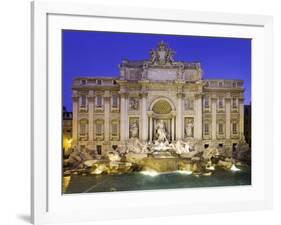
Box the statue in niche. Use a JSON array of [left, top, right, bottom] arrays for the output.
[[129, 121, 139, 138], [129, 98, 139, 110], [185, 119, 194, 137], [155, 120, 168, 142]]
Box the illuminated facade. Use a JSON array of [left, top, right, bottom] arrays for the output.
[[72, 42, 245, 155]]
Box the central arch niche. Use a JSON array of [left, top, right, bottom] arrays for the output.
[[149, 98, 175, 142]]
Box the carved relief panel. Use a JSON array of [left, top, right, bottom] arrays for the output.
[[129, 97, 139, 111], [184, 98, 194, 111]]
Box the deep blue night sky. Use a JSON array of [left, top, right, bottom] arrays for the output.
[[63, 30, 251, 111]]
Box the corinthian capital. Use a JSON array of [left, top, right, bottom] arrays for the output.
[[176, 92, 185, 98], [139, 92, 148, 98], [119, 91, 128, 98]]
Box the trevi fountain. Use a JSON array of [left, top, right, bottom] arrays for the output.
[[63, 119, 251, 193], [63, 41, 251, 193]]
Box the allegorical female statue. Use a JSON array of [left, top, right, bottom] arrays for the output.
[[129, 121, 139, 138], [185, 119, 194, 137]]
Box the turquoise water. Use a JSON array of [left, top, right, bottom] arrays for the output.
[[64, 167, 251, 194]]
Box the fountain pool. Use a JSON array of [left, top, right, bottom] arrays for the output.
[[64, 166, 251, 194]]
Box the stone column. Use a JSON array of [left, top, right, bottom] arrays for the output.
[[88, 91, 94, 143], [140, 92, 148, 141], [225, 97, 231, 139], [120, 92, 128, 142], [104, 91, 110, 142], [171, 115, 175, 141], [239, 98, 244, 139], [176, 93, 184, 140], [194, 94, 202, 140], [72, 95, 79, 146], [211, 96, 217, 140], [117, 80, 128, 143], [125, 96, 129, 140], [148, 111, 153, 142]]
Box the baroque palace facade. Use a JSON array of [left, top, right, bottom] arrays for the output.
[[72, 42, 245, 155]]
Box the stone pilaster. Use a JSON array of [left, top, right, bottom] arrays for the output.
[[194, 94, 202, 140], [211, 96, 217, 140], [225, 97, 231, 139], [147, 111, 153, 143], [239, 98, 244, 139], [72, 95, 79, 145], [88, 91, 94, 143], [119, 92, 128, 142], [140, 92, 148, 142], [171, 111, 176, 141], [125, 96, 129, 140], [104, 91, 110, 142], [176, 92, 184, 140]]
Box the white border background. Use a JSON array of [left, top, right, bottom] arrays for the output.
[[37, 3, 272, 222], [0, 0, 280, 225]]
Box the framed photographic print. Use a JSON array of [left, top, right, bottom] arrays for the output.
[[31, 1, 273, 224]]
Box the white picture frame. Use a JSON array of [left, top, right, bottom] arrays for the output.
[[31, 1, 273, 224]]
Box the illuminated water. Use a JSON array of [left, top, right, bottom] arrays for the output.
[[64, 167, 251, 194]]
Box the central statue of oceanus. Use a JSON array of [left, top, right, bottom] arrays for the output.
[[155, 120, 168, 142]]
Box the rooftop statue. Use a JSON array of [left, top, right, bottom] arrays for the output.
[[149, 41, 175, 65]]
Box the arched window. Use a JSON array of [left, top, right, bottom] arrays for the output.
[[217, 121, 225, 135], [79, 119, 88, 137], [112, 95, 118, 108], [95, 119, 104, 138], [81, 79, 87, 85], [232, 122, 238, 134], [80, 95, 87, 108], [232, 97, 237, 108], [111, 120, 119, 138], [219, 123, 223, 134], [96, 95, 102, 108], [204, 122, 210, 135], [218, 96, 224, 109], [204, 96, 209, 108]]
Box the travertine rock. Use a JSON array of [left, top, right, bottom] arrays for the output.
[[217, 160, 232, 169], [126, 153, 147, 163], [106, 151, 121, 162]]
